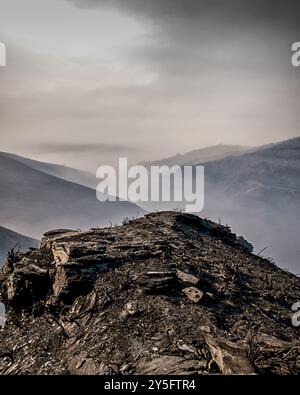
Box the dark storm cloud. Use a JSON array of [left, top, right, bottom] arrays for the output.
[[67, 0, 300, 80], [31, 142, 137, 155], [65, 0, 300, 155], [67, 0, 300, 25]]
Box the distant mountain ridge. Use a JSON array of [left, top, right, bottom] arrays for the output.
[[200, 136, 300, 273], [0, 153, 144, 239], [1, 137, 298, 272], [0, 152, 96, 189], [144, 144, 253, 167], [204, 136, 300, 209], [137, 136, 300, 273]]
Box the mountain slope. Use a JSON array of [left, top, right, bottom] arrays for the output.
[[0, 154, 144, 238], [145, 144, 252, 167], [0, 152, 96, 189], [204, 137, 300, 209], [201, 136, 300, 273], [0, 212, 299, 375], [0, 226, 37, 265], [134, 137, 300, 273]]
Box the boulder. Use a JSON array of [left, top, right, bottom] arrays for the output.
[[176, 269, 200, 286], [135, 271, 177, 293], [182, 287, 204, 303]]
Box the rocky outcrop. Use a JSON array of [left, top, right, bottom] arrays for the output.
[[0, 211, 299, 375]]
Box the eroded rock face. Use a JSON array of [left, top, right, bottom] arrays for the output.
[[0, 211, 299, 375], [0, 251, 52, 309]]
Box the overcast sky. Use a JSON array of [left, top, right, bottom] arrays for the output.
[[0, 0, 299, 171]]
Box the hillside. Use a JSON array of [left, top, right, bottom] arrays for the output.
[[0, 154, 144, 238], [0, 212, 299, 375], [134, 137, 300, 273], [0, 152, 96, 189], [0, 227, 37, 266], [204, 137, 300, 210], [201, 137, 300, 273], [144, 144, 252, 167]]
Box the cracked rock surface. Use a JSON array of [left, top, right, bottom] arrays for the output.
[[0, 211, 299, 375]]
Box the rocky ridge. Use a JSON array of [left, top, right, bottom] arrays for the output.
[[0, 211, 299, 375]]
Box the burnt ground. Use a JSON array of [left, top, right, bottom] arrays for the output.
[[0, 211, 299, 375]]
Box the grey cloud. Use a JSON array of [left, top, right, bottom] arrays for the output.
[[67, 0, 300, 76], [1, 0, 300, 172], [67, 0, 300, 25]]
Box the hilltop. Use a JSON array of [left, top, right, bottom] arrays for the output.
[[0, 212, 299, 375]]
